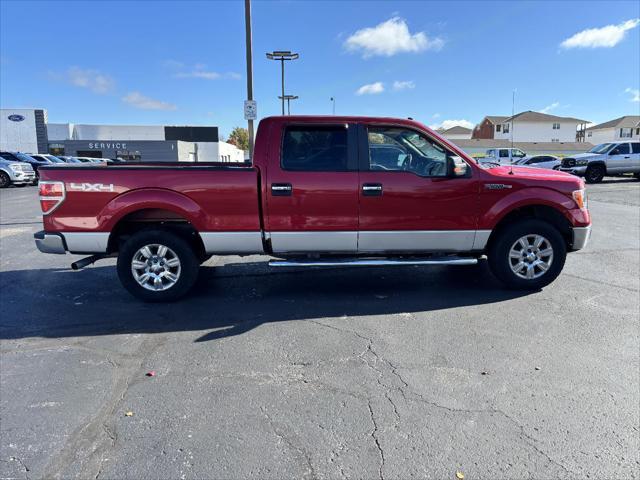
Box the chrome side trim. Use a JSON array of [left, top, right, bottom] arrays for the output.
[[201, 232, 264, 254], [270, 257, 478, 267], [63, 232, 109, 253], [270, 231, 358, 253], [572, 225, 592, 250], [472, 230, 492, 250], [358, 230, 477, 252]]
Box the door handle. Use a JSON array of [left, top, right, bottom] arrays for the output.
[[362, 183, 383, 196], [271, 183, 292, 196], [624, 156, 630, 159]]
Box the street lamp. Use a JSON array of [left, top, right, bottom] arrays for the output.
[[266, 50, 299, 115], [330, 97, 335, 115], [278, 95, 299, 115]]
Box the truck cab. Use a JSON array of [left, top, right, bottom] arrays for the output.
[[481, 148, 527, 165]]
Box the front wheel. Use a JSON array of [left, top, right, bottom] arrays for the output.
[[117, 229, 199, 302], [585, 164, 605, 184], [488, 219, 566, 290], [0, 172, 10, 188]]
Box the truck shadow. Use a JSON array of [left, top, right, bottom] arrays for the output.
[[0, 260, 534, 342]]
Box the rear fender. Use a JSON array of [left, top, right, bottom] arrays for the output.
[[100, 188, 207, 231]]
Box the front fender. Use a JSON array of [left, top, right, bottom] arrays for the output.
[[480, 187, 577, 229], [100, 188, 207, 231]]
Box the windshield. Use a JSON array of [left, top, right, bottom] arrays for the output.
[[14, 152, 40, 162], [588, 143, 614, 154], [46, 155, 65, 163]]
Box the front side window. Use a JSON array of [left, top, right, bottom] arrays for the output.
[[282, 125, 349, 171], [512, 149, 526, 158], [611, 143, 630, 155], [499, 149, 510, 158], [367, 127, 449, 177]]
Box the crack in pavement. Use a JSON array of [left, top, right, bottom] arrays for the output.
[[2, 456, 31, 479], [367, 401, 385, 480], [308, 318, 577, 478], [260, 406, 317, 480]]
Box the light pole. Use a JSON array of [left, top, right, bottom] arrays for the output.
[[278, 95, 299, 115], [266, 50, 299, 115], [330, 97, 335, 115], [244, 0, 254, 160]]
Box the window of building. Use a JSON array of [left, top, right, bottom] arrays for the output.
[[620, 128, 632, 138], [281, 125, 350, 171], [502, 124, 510, 133], [587, 132, 592, 137], [636, 128, 640, 136], [552, 123, 560, 130], [496, 125, 501, 132], [367, 126, 449, 177], [49, 144, 65, 156]]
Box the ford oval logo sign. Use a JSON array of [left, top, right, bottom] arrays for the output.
[[8, 114, 25, 122]]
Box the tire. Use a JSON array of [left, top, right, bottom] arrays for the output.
[[585, 164, 605, 184], [0, 171, 10, 188], [15, 184, 27, 188], [117, 229, 199, 302], [488, 219, 567, 290]]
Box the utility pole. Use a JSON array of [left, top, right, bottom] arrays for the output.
[[266, 51, 299, 115], [511, 89, 516, 150], [244, 0, 255, 160]]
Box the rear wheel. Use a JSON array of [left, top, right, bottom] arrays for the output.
[[0, 172, 10, 188], [585, 164, 605, 184], [117, 229, 199, 302], [488, 219, 566, 290]]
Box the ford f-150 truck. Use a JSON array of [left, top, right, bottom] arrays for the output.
[[34, 116, 591, 301]]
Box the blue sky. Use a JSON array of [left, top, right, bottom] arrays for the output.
[[1, 0, 639, 137]]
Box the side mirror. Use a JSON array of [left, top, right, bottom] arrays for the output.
[[449, 156, 470, 177]]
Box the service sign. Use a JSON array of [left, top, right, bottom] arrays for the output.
[[8, 114, 25, 122], [244, 100, 257, 120]]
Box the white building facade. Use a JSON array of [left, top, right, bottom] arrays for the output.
[[493, 111, 589, 143], [0, 108, 48, 153], [586, 116, 640, 144]]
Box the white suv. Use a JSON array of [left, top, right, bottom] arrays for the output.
[[560, 141, 640, 183]]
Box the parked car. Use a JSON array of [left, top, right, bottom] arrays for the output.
[[559, 141, 640, 183], [28, 154, 66, 164], [480, 148, 528, 165], [58, 156, 83, 164], [515, 155, 561, 170], [0, 158, 36, 188], [34, 115, 591, 301], [0, 151, 48, 181]]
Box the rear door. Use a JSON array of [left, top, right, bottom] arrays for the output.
[[630, 142, 640, 172], [357, 124, 480, 253], [265, 122, 360, 253]]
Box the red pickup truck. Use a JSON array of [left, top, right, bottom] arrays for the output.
[[34, 116, 591, 301]]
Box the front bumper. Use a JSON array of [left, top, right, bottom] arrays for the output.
[[560, 166, 587, 176], [572, 225, 591, 250], [9, 171, 36, 184], [34, 231, 66, 254]]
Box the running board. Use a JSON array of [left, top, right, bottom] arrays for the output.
[[269, 257, 478, 267]]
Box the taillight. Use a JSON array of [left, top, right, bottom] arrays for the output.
[[39, 181, 66, 214]]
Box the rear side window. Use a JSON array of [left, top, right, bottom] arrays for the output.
[[632, 143, 640, 154], [499, 149, 509, 158], [282, 126, 349, 171]]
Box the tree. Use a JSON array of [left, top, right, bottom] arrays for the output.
[[227, 127, 249, 151]]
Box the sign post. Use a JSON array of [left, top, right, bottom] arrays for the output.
[[244, 0, 255, 162]]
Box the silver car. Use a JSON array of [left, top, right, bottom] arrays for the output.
[[0, 158, 36, 188], [515, 155, 561, 170]]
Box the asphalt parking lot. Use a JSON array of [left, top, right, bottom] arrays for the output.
[[1, 180, 638, 480]]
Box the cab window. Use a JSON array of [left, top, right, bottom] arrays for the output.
[[281, 125, 351, 171], [366, 127, 450, 177]]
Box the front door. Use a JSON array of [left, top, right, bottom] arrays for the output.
[[266, 123, 360, 253], [607, 142, 631, 173], [358, 124, 480, 253]]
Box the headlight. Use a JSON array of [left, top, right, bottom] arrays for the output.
[[575, 159, 589, 166], [8, 163, 22, 172], [572, 189, 587, 209]]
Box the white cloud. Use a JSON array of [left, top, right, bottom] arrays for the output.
[[122, 92, 177, 111], [625, 87, 640, 102], [560, 18, 640, 49], [165, 61, 240, 80], [432, 113, 441, 119], [356, 82, 385, 95], [345, 17, 444, 58], [392, 80, 415, 91], [429, 119, 474, 130], [539, 102, 560, 114], [57, 67, 115, 94]]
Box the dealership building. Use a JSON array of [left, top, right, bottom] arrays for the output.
[[1, 108, 245, 162]]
